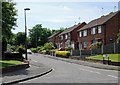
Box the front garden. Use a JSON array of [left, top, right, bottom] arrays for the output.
[[86, 54, 120, 62], [0, 60, 22, 68]]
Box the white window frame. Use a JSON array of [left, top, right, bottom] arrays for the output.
[[65, 34, 68, 39], [61, 35, 63, 40], [98, 26, 102, 34], [83, 30, 87, 37], [91, 27, 96, 34], [83, 41, 87, 48], [79, 31, 82, 37]]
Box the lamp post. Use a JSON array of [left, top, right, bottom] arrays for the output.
[[24, 8, 30, 60]]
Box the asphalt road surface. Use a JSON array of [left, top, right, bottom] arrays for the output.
[[21, 53, 119, 83]]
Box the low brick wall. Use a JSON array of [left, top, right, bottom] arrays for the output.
[[1, 63, 29, 74], [4, 53, 24, 61]]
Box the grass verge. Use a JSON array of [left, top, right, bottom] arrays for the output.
[[0, 60, 22, 68], [86, 54, 120, 62]]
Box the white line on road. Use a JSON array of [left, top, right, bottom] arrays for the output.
[[33, 60, 38, 62], [81, 69, 101, 74], [107, 75, 118, 79]]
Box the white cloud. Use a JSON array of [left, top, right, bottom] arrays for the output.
[[63, 6, 71, 11]]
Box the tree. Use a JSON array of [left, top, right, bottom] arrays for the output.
[[51, 27, 65, 34], [29, 24, 52, 47], [2, 1, 17, 39], [1, 1, 17, 56], [15, 32, 25, 45]]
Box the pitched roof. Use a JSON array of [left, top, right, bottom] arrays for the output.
[[78, 11, 119, 31], [59, 23, 85, 35], [48, 32, 61, 39]]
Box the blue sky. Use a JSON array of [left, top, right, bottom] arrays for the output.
[[12, 0, 119, 34]]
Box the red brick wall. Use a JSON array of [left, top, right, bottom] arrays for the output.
[[71, 22, 86, 49], [77, 11, 120, 49], [105, 12, 120, 44], [78, 25, 105, 49]]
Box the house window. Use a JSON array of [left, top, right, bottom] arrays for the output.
[[91, 39, 96, 44], [61, 35, 63, 40], [98, 26, 102, 33], [65, 34, 68, 39], [83, 41, 87, 48], [83, 30, 87, 37], [79, 31, 82, 37], [91, 27, 96, 34], [68, 33, 70, 39]]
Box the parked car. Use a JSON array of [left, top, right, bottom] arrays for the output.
[[27, 49, 32, 54]]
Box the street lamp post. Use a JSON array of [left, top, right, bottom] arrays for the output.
[[24, 8, 30, 60]]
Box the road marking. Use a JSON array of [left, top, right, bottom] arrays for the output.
[[94, 71, 101, 74], [81, 69, 101, 74], [107, 75, 118, 79], [33, 60, 38, 62]]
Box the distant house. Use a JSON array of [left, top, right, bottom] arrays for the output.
[[48, 32, 62, 48], [58, 22, 86, 49], [77, 11, 120, 50]]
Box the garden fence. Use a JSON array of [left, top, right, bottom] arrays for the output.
[[72, 42, 120, 56]]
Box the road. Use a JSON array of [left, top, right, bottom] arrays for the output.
[[21, 53, 119, 83]]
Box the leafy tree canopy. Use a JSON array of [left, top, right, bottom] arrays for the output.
[[1, 1, 17, 53], [29, 24, 52, 47]]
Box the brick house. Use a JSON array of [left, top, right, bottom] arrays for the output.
[[77, 11, 120, 50], [58, 22, 86, 49], [48, 32, 62, 48]]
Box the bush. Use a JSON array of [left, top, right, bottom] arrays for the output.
[[41, 50, 46, 54], [55, 51, 70, 58], [44, 42, 55, 50], [30, 48, 37, 53], [37, 46, 45, 53], [89, 42, 102, 49], [7, 44, 16, 52], [65, 47, 73, 51], [15, 45, 25, 54]]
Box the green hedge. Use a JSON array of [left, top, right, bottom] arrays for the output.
[[30, 48, 37, 53], [55, 51, 70, 58]]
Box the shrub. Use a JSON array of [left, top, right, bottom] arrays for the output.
[[7, 44, 16, 52], [30, 48, 37, 53], [44, 42, 55, 50], [15, 45, 25, 54], [41, 50, 46, 54], [96, 42, 102, 48], [89, 42, 102, 49], [37, 46, 45, 53], [55, 51, 70, 58], [10, 46, 16, 52], [65, 47, 73, 51]]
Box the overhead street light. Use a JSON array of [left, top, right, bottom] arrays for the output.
[[24, 8, 30, 60]]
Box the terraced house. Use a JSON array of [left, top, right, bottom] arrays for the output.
[[58, 22, 86, 49], [77, 11, 120, 50]]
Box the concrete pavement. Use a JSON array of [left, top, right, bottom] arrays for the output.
[[1, 59, 52, 85]]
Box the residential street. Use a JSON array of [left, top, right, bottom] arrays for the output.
[[21, 54, 119, 83]]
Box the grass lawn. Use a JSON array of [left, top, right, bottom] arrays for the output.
[[0, 60, 22, 68], [86, 54, 120, 62]]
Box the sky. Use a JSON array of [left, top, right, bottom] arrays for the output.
[[12, 0, 119, 34]]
